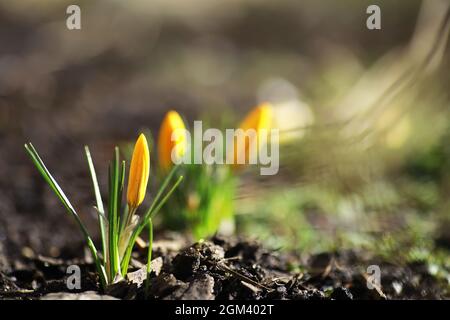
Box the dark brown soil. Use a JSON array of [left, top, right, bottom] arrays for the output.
[[0, 234, 447, 300]]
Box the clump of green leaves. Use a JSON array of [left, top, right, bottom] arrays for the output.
[[154, 106, 272, 240], [160, 164, 236, 239], [24, 136, 182, 289]]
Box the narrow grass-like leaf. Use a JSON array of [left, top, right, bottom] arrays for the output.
[[108, 147, 121, 281], [120, 173, 183, 275], [117, 161, 126, 227], [107, 164, 113, 281], [119, 167, 178, 275], [145, 218, 153, 296], [146, 175, 184, 222], [85, 146, 107, 263], [143, 165, 178, 222], [24, 143, 106, 287], [119, 205, 130, 234]]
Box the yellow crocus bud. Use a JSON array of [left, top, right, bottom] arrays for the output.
[[127, 134, 150, 209], [158, 110, 187, 171], [233, 102, 273, 166]]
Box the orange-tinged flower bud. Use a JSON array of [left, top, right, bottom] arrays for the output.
[[127, 134, 150, 208], [158, 110, 187, 171], [233, 102, 273, 166], [239, 102, 272, 132]]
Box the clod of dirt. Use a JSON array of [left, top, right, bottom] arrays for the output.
[[127, 257, 164, 286], [289, 287, 327, 300], [331, 287, 353, 300], [198, 242, 225, 261], [105, 280, 139, 300], [149, 273, 188, 299], [225, 241, 261, 262], [127, 268, 148, 286], [0, 271, 20, 292], [172, 247, 201, 280], [167, 274, 215, 300]]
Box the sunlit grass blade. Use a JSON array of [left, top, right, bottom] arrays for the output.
[[119, 205, 130, 234], [120, 171, 183, 276], [145, 218, 153, 297], [24, 143, 107, 287], [146, 175, 184, 222], [143, 165, 178, 221], [85, 146, 107, 263], [118, 160, 126, 228], [107, 147, 121, 281]]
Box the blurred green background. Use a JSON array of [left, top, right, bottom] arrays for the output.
[[0, 0, 449, 281]]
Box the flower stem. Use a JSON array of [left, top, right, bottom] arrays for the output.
[[145, 219, 153, 298]]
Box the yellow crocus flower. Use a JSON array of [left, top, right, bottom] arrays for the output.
[[127, 133, 150, 209], [158, 110, 187, 171], [233, 102, 273, 166]]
